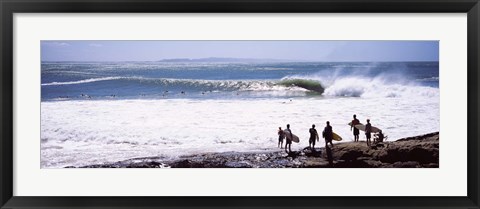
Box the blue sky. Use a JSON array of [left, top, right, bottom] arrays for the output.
[[41, 41, 439, 62]]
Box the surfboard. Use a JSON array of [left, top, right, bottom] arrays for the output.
[[332, 132, 342, 141], [354, 124, 381, 133], [348, 121, 363, 126], [283, 130, 300, 143], [348, 122, 381, 133]]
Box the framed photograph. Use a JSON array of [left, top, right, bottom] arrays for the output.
[[1, 0, 479, 208]]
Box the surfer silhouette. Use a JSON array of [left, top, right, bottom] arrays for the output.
[[309, 124, 319, 150], [323, 121, 334, 147], [365, 119, 372, 146], [285, 124, 293, 153], [351, 114, 360, 142], [277, 127, 285, 148], [374, 130, 384, 143]]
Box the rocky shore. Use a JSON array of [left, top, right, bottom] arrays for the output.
[[75, 132, 439, 168]]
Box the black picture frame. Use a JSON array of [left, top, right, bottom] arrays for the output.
[[1, 0, 479, 208]]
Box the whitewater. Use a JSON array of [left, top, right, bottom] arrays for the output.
[[41, 62, 439, 168]]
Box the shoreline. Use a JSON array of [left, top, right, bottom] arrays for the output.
[[71, 132, 439, 168]]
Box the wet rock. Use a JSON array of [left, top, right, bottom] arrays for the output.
[[304, 159, 331, 168], [423, 163, 439, 168], [77, 132, 439, 168], [225, 161, 252, 168], [303, 148, 322, 157], [327, 132, 439, 168], [392, 161, 420, 168]]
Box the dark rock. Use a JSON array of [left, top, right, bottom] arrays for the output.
[[423, 163, 439, 168], [225, 161, 252, 168], [392, 161, 420, 168], [78, 132, 439, 168], [408, 147, 437, 164], [303, 148, 322, 157], [396, 132, 439, 142], [303, 159, 331, 167]]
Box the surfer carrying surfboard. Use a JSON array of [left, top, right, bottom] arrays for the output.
[[350, 114, 360, 142], [365, 119, 372, 146], [322, 121, 334, 147], [284, 124, 293, 153], [277, 127, 285, 148], [309, 124, 319, 150]]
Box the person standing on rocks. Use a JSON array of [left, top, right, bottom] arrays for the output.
[[309, 124, 319, 150], [323, 121, 334, 147], [351, 114, 360, 142], [285, 124, 293, 153], [365, 119, 372, 146], [277, 127, 285, 148]]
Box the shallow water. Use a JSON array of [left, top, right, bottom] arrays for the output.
[[41, 97, 439, 168]]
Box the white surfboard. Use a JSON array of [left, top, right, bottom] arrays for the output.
[[283, 130, 300, 143], [354, 124, 381, 133], [348, 122, 381, 133]]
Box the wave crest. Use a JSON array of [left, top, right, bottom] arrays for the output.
[[322, 77, 439, 98], [42, 77, 123, 86], [42, 75, 438, 98], [42, 76, 319, 92], [277, 79, 324, 93]]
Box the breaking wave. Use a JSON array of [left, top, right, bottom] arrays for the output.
[[42, 77, 123, 86], [281, 74, 439, 98], [277, 79, 324, 93], [41, 75, 438, 98], [42, 76, 323, 92]]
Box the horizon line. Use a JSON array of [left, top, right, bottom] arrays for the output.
[[41, 58, 440, 63]]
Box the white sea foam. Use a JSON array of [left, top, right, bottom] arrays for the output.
[[323, 77, 439, 98], [416, 76, 439, 82], [41, 77, 123, 86], [41, 96, 439, 168], [281, 74, 439, 98], [43, 70, 99, 75]]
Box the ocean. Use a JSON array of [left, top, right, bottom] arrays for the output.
[[41, 61, 439, 168]]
